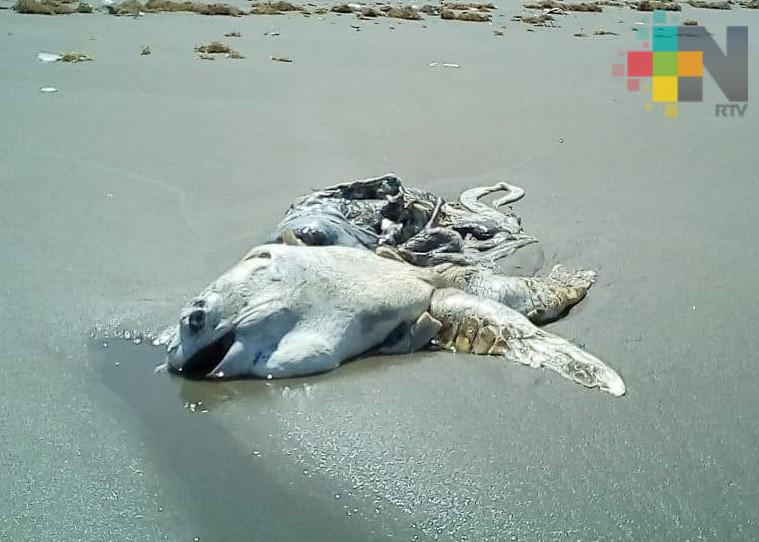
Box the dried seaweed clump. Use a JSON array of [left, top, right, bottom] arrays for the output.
[[330, 2, 353, 12], [386, 5, 421, 18], [524, 0, 601, 10], [441, 2, 495, 9], [513, 12, 554, 24], [13, 0, 82, 14], [61, 51, 92, 62], [688, 0, 730, 7], [440, 8, 491, 19], [419, 3, 439, 13], [251, 1, 301, 13], [359, 5, 381, 15], [195, 42, 244, 59], [145, 0, 243, 14], [113, 0, 144, 14], [635, 0, 680, 10], [195, 41, 231, 53]]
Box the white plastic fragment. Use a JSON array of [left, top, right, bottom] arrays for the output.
[[39, 86, 58, 93], [38, 52, 62, 63]]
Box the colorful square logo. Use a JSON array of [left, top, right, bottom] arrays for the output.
[[612, 12, 748, 118]]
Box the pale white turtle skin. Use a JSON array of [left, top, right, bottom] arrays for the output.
[[166, 244, 625, 396]]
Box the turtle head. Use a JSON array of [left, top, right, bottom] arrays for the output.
[[166, 250, 276, 378]]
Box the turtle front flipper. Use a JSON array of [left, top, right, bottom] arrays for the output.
[[439, 264, 596, 325], [429, 288, 625, 396]]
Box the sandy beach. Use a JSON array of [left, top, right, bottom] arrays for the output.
[[1, 2, 758, 541]]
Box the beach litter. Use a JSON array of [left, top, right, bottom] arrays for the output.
[[224, 30, 242, 36], [429, 61, 461, 68], [39, 86, 58, 93], [38, 51, 62, 62], [271, 55, 293, 62], [141, 44, 151, 55]]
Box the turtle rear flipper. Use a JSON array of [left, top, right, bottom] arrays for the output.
[[440, 264, 597, 325], [429, 288, 625, 397]]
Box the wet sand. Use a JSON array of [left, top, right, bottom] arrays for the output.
[[1, 4, 759, 541]]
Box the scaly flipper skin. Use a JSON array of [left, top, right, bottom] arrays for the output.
[[429, 288, 626, 396], [439, 264, 597, 324]]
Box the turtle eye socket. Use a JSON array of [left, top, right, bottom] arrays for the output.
[[296, 226, 330, 246], [187, 309, 206, 333]]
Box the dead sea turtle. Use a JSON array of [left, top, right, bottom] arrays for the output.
[[165, 242, 625, 396]]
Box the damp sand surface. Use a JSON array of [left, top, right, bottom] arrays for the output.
[[1, 6, 759, 542]]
